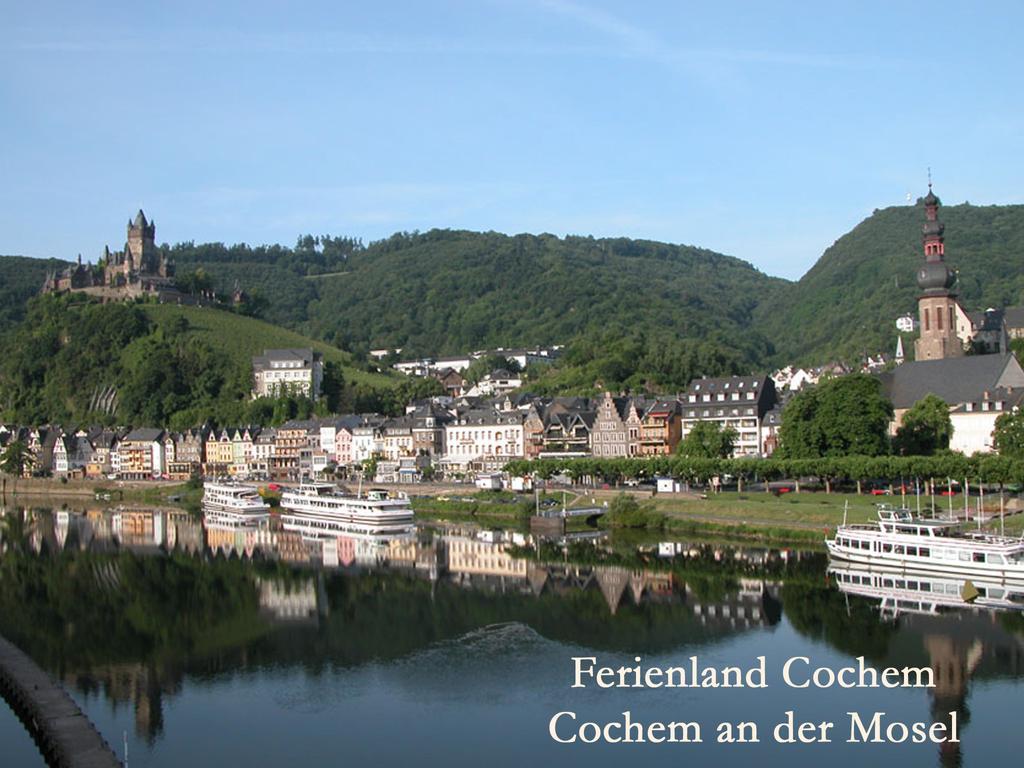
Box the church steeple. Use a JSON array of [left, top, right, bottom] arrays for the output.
[[914, 180, 964, 361], [916, 181, 955, 293]]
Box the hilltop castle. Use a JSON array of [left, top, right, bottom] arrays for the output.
[[42, 210, 180, 299]]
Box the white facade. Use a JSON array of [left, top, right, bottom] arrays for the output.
[[352, 426, 384, 464], [252, 349, 324, 400], [949, 399, 1010, 455], [445, 420, 524, 464]]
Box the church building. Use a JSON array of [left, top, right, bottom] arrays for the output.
[[879, 184, 1024, 452]]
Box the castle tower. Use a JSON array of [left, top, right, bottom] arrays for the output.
[[126, 209, 158, 274], [914, 184, 963, 361]]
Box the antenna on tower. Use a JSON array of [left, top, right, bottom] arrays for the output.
[[927, 167, 932, 190]]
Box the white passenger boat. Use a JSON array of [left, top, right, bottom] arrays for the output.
[[829, 561, 1024, 617], [202, 482, 271, 527], [827, 505, 1024, 581], [279, 483, 414, 538]]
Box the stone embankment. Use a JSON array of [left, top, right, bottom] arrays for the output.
[[0, 635, 122, 767]]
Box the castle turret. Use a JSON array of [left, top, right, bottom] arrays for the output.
[[127, 209, 158, 274], [914, 183, 964, 361]]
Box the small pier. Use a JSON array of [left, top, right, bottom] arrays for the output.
[[529, 506, 606, 538], [0, 635, 122, 768]]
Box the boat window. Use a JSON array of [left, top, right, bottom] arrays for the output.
[[883, 579, 894, 588], [882, 544, 892, 553], [959, 552, 971, 561], [918, 548, 930, 558], [973, 553, 985, 563], [907, 546, 918, 557], [988, 554, 1004, 565], [893, 545, 904, 555]]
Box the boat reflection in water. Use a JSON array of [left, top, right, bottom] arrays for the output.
[[831, 560, 1024, 767]]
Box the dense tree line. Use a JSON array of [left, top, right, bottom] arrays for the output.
[[505, 453, 1024, 490], [0, 255, 67, 332]]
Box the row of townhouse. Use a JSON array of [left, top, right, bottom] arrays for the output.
[[0, 375, 783, 482]]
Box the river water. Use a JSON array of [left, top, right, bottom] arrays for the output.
[[0, 504, 1021, 767]]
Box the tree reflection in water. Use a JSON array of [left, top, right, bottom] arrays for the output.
[[0, 502, 1021, 765]]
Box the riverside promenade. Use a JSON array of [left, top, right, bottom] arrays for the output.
[[0, 635, 121, 768]]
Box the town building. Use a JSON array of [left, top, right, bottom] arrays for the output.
[[591, 392, 644, 458], [251, 348, 324, 400], [879, 353, 1024, 433], [117, 428, 166, 480], [540, 410, 595, 458], [638, 400, 682, 456], [462, 369, 524, 398], [443, 408, 525, 472], [273, 421, 317, 480], [949, 388, 1024, 455], [679, 376, 778, 457]]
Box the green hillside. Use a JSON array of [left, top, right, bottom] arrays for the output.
[[0, 255, 69, 331], [138, 304, 390, 388], [169, 229, 789, 390], [0, 296, 398, 428], [5, 199, 1024, 403], [756, 202, 1024, 364]]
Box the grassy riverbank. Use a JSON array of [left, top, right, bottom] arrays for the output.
[[411, 486, 1023, 545]]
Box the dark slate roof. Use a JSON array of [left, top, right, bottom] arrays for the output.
[[684, 375, 766, 394], [456, 408, 524, 426], [122, 427, 165, 443], [878, 354, 1024, 409], [1003, 306, 1024, 330], [252, 348, 318, 371], [279, 419, 320, 431], [968, 308, 1004, 332], [949, 387, 1024, 413]]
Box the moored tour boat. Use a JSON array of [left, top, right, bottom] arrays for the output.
[[202, 482, 271, 527], [827, 504, 1024, 582], [279, 482, 414, 538]]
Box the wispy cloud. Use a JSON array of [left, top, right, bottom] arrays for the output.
[[533, 0, 900, 73], [5, 8, 899, 73]]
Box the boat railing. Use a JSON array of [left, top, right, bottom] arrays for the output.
[[876, 505, 914, 522]]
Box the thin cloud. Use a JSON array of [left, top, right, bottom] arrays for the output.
[[533, 0, 901, 72]]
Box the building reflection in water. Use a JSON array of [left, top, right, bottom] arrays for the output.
[[3, 501, 1023, 763]]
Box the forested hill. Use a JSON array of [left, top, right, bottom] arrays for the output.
[[756, 202, 1024, 364], [162, 230, 786, 362], [0, 297, 401, 428], [4, 202, 1024, 386], [0, 255, 67, 331]]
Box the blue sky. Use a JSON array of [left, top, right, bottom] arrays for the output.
[[2, 1, 1022, 280]]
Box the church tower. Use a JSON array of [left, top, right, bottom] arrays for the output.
[[126, 209, 158, 274], [914, 184, 963, 361]]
